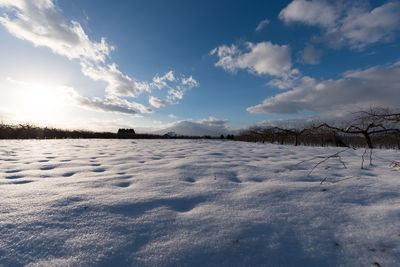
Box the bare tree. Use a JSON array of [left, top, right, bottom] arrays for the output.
[[269, 127, 311, 146], [237, 107, 400, 149], [313, 108, 400, 149]]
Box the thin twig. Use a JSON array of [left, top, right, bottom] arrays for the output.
[[307, 148, 350, 176], [338, 154, 347, 169], [280, 155, 326, 172], [289, 155, 324, 168], [390, 161, 400, 170]]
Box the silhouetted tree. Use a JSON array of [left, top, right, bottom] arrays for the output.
[[117, 128, 136, 138], [226, 134, 235, 140], [314, 108, 400, 149]]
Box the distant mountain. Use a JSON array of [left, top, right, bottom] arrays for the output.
[[153, 121, 229, 137]]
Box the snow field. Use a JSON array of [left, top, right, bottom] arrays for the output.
[[0, 139, 400, 266]]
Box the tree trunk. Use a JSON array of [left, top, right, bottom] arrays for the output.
[[363, 132, 374, 149]]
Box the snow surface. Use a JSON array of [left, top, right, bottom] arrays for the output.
[[0, 139, 400, 266]]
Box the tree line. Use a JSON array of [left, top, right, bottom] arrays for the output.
[[0, 124, 116, 139], [0, 124, 222, 140], [236, 108, 400, 149]]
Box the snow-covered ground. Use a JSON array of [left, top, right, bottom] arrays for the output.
[[0, 139, 399, 266]]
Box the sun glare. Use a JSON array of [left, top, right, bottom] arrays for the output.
[[19, 84, 67, 124]]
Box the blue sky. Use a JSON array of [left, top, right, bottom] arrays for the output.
[[0, 0, 399, 132]]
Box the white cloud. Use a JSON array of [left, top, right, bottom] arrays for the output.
[[0, 0, 198, 116], [255, 18, 270, 32], [151, 70, 175, 89], [168, 114, 176, 119], [279, 0, 400, 49], [80, 61, 149, 97], [148, 74, 200, 108], [267, 68, 301, 90], [247, 60, 400, 114], [61, 86, 151, 115], [338, 1, 400, 48], [0, 0, 113, 62], [279, 0, 337, 28], [181, 76, 199, 87], [251, 105, 400, 131], [167, 89, 184, 101], [297, 44, 322, 64], [209, 44, 239, 72], [252, 111, 346, 130], [210, 41, 292, 77], [105, 95, 152, 114], [198, 116, 229, 128], [149, 96, 168, 108]]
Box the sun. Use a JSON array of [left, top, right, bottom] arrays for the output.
[[19, 84, 67, 125]]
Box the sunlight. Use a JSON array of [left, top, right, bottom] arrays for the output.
[[19, 83, 67, 124]]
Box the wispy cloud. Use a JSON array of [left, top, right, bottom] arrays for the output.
[[0, 0, 197, 115], [80, 61, 149, 98], [151, 71, 175, 89], [255, 18, 270, 32], [297, 44, 322, 65], [0, 0, 113, 62], [279, 0, 400, 49], [148, 72, 199, 108], [149, 96, 168, 108], [198, 116, 228, 128], [61, 86, 151, 116], [247, 60, 400, 114], [181, 76, 199, 88]]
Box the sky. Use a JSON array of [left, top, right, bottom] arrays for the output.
[[0, 0, 399, 133]]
